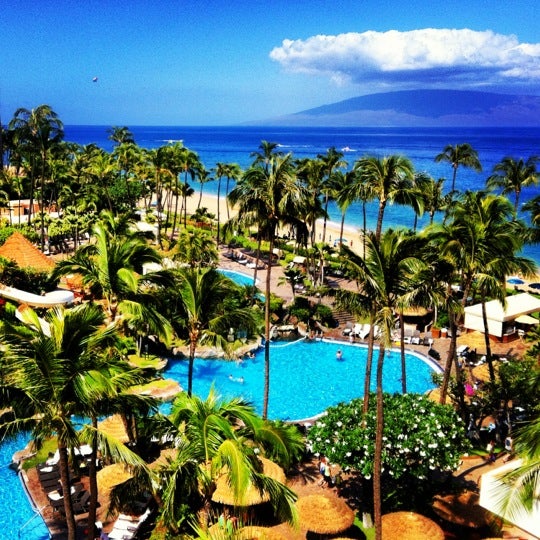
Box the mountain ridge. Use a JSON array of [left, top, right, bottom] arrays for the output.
[[251, 89, 540, 127]]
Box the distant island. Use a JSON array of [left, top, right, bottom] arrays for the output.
[[252, 89, 540, 127]]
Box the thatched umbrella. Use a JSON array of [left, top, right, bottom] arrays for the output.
[[296, 494, 355, 535], [426, 387, 443, 403], [381, 511, 445, 540], [96, 463, 134, 492], [472, 361, 499, 382], [457, 330, 492, 351], [432, 490, 489, 529], [211, 457, 286, 506], [148, 448, 177, 470], [236, 525, 288, 540], [98, 414, 130, 443]]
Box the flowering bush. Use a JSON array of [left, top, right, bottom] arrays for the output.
[[307, 393, 470, 507]]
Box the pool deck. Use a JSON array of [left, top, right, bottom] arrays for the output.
[[218, 247, 529, 378]]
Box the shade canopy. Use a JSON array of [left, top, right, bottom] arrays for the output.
[[296, 494, 355, 535], [98, 414, 130, 443], [464, 293, 540, 337], [381, 512, 445, 540], [211, 457, 286, 506], [515, 314, 538, 325], [97, 463, 133, 491]]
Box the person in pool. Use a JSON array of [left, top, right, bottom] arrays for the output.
[[336, 349, 343, 360]]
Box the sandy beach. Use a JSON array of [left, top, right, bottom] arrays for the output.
[[182, 191, 364, 255]]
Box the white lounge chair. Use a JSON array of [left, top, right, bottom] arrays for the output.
[[352, 323, 363, 337], [359, 324, 371, 340]]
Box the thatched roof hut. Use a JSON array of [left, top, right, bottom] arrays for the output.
[[211, 457, 286, 507], [296, 494, 355, 535], [381, 511, 445, 540], [0, 231, 55, 272]]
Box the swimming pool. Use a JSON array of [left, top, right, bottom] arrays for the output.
[[0, 434, 49, 540], [218, 268, 259, 287], [164, 339, 441, 421]]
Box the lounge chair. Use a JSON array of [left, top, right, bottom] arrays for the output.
[[359, 324, 371, 340], [342, 322, 354, 336]]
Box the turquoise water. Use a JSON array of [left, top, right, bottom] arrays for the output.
[[0, 339, 438, 538], [218, 268, 259, 287], [163, 339, 440, 421], [0, 434, 49, 540]]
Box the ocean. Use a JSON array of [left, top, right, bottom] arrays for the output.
[[66, 125, 540, 263]]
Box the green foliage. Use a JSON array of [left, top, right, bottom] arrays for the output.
[[0, 225, 38, 246], [0, 257, 56, 294], [313, 303, 334, 326], [308, 393, 470, 509]]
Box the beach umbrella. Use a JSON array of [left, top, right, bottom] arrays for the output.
[[97, 463, 134, 491], [296, 494, 355, 535], [98, 414, 130, 443], [381, 511, 445, 540], [431, 490, 489, 529], [211, 457, 286, 506]]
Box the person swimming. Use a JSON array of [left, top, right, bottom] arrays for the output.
[[336, 349, 343, 360]]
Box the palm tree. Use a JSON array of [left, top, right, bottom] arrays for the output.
[[487, 156, 539, 212], [195, 165, 212, 210], [84, 149, 117, 212], [52, 216, 174, 347], [9, 105, 64, 248], [171, 228, 218, 268], [354, 155, 415, 242], [435, 142, 482, 192], [108, 126, 135, 145], [0, 304, 122, 540], [317, 147, 346, 244], [169, 267, 259, 396], [113, 142, 142, 210], [223, 162, 242, 222], [336, 230, 430, 539], [432, 191, 536, 400], [420, 175, 448, 224], [153, 389, 302, 534], [295, 156, 326, 248], [331, 170, 357, 247], [228, 153, 307, 418]]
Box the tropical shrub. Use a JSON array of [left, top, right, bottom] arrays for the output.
[[308, 393, 470, 509]]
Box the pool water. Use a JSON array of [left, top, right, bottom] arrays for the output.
[[0, 434, 49, 540], [218, 268, 259, 287], [164, 339, 440, 421]]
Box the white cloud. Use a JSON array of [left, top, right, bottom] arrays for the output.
[[269, 29, 540, 90]]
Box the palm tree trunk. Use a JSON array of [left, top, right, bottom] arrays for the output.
[[321, 195, 329, 244], [225, 177, 231, 220], [480, 295, 496, 381], [59, 444, 77, 540], [188, 338, 196, 396], [375, 200, 386, 242], [399, 312, 407, 393], [86, 416, 100, 540], [262, 232, 275, 419], [216, 178, 222, 246], [339, 211, 346, 247], [373, 345, 385, 540], [362, 313, 376, 416]]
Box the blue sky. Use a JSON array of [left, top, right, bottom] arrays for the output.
[[1, 0, 539, 125]]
